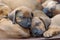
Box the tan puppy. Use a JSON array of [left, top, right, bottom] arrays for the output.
[[0, 0, 43, 10], [31, 10, 51, 37], [31, 17, 45, 37], [43, 14, 60, 37], [0, 3, 11, 20], [42, 0, 60, 17], [0, 6, 34, 38], [0, 18, 30, 38], [8, 6, 33, 29]]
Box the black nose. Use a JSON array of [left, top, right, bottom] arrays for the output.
[[32, 28, 44, 37]]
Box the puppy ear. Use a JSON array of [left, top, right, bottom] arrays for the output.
[[39, 17, 51, 30], [8, 10, 19, 24], [31, 12, 34, 18]]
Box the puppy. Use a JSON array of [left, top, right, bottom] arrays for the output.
[[1, 0, 43, 10], [31, 17, 45, 37], [8, 6, 33, 28], [0, 18, 30, 38], [31, 10, 51, 37], [42, 0, 60, 18], [43, 14, 60, 37], [0, 3, 11, 20]]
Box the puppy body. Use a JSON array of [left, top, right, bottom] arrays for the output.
[[43, 14, 60, 37], [52, 4, 60, 16], [0, 18, 30, 38], [33, 10, 48, 17], [0, 0, 43, 10], [0, 6, 32, 38]]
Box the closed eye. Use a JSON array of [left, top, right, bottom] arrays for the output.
[[35, 22, 41, 26]]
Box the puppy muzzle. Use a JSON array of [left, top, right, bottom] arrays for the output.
[[31, 28, 44, 37], [17, 18, 31, 28], [43, 8, 53, 18]]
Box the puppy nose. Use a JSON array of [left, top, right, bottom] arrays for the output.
[[27, 22, 31, 27], [32, 28, 44, 37]]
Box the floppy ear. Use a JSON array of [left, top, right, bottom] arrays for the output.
[[39, 17, 51, 30], [8, 10, 19, 24], [31, 12, 34, 18]]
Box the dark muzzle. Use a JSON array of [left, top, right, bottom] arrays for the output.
[[31, 28, 44, 37], [17, 18, 31, 28], [43, 8, 53, 18]]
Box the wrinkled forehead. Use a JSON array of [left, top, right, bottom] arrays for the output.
[[32, 17, 42, 23], [16, 10, 32, 18], [15, 6, 33, 18]]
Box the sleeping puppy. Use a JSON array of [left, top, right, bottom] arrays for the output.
[[31, 10, 51, 37], [31, 17, 45, 37], [0, 18, 30, 38], [1, 0, 43, 10], [8, 6, 33, 29], [43, 14, 60, 37], [42, 0, 60, 18], [0, 3, 11, 20]]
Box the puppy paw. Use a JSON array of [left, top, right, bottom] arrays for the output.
[[43, 30, 54, 37]]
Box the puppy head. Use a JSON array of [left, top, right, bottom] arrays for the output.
[[8, 6, 33, 28], [0, 3, 11, 19], [31, 17, 51, 37], [42, 0, 58, 17], [31, 17, 45, 37]]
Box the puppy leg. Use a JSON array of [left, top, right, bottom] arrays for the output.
[[43, 25, 60, 37]]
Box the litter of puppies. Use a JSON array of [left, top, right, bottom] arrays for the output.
[[0, 0, 59, 39]]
